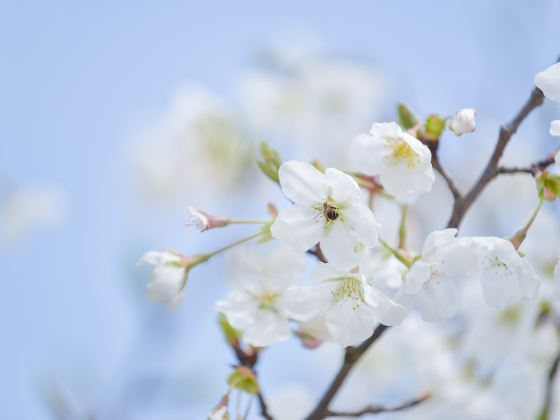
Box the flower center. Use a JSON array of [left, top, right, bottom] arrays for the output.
[[388, 138, 419, 168], [483, 254, 512, 278], [312, 197, 343, 227], [256, 292, 279, 310], [331, 277, 364, 310]]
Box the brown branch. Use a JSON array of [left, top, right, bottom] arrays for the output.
[[539, 347, 560, 420], [325, 392, 431, 417], [497, 154, 556, 176], [446, 86, 545, 228], [432, 152, 462, 201], [304, 325, 390, 420]]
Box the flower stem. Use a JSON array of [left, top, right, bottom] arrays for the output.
[[205, 231, 264, 259], [379, 237, 412, 268], [511, 194, 544, 250], [398, 205, 408, 249], [228, 219, 269, 225]]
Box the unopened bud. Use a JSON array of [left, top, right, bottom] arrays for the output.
[[187, 207, 230, 232], [257, 142, 282, 184], [423, 114, 446, 141], [449, 108, 476, 136]]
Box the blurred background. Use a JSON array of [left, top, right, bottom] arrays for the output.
[[1, 1, 560, 419]]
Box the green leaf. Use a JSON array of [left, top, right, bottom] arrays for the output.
[[257, 142, 282, 184], [424, 114, 446, 141], [397, 103, 419, 129], [227, 367, 259, 395], [218, 314, 240, 347]]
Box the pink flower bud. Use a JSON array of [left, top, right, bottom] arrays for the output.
[[187, 207, 229, 232]]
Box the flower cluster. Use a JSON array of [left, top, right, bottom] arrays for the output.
[[135, 58, 560, 419]]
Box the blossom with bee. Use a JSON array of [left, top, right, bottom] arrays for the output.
[[283, 262, 407, 347], [270, 160, 380, 265], [215, 245, 306, 347], [350, 122, 434, 203]]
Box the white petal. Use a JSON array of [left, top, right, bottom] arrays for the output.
[[379, 158, 434, 204], [137, 250, 162, 266], [261, 246, 307, 291], [282, 283, 332, 322], [535, 62, 560, 102], [421, 228, 457, 257], [404, 261, 431, 295], [325, 299, 375, 346], [324, 168, 361, 203], [363, 283, 408, 326], [550, 120, 560, 136], [350, 133, 388, 175], [479, 259, 523, 310], [146, 265, 185, 306], [271, 204, 323, 252], [278, 160, 325, 205], [320, 221, 360, 266], [225, 247, 265, 290], [414, 278, 459, 323], [311, 262, 349, 283], [215, 291, 258, 331], [343, 203, 380, 248], [242, 309, 291, 347], [517, 258, 540, 300]]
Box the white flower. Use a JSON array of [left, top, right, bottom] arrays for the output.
[[350, 122, 434, 204], [448, 108, 477, 136], [271, 161, 380, 265], [535, 62, 560, 102], [187, 206, 229, 232], [471, 237, 540, 310], [401, 229, 476, 322], [137, 250, 190, 309], [283, 262, 407, 347], [215, 246, 306, 347], [550, 120, 560, 137]]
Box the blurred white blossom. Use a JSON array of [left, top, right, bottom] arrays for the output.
[[0, 184, 68, 244], [215, 246, 306, 347]]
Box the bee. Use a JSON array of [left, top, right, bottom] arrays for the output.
[[323, 202, 340, 221]]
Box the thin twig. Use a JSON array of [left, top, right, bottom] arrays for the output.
[[432, 152, 462, 201], [446, 86, 545, 228], [325, 392, 431, 417], [539, 348, 560, 420], [497, 154, 556, 176], [232, 347, 273, 419], [304, 325, 390, 420]]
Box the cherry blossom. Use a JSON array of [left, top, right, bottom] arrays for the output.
[[400, 229, 476, 322], [350, 122, 434, 203], [471, 237, 541, 310], [283, 262, 407, 347], [215, 246, 306, 347], [271, 160, 379, 265], [137, 250, 192, 309]]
